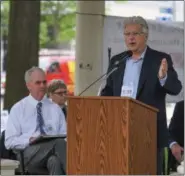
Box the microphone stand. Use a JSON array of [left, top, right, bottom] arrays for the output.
[[97, 67, 118, 96], [78, 66, 118, 96], [78, 51, 132, 96], [78, 72, 107, 96]]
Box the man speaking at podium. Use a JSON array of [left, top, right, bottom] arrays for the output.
[[100, 16, 182, 175]]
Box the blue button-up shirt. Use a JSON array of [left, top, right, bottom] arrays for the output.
[[122, 47, 167, 99]]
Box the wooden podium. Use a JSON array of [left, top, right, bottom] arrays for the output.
[[67, 96, 158, 175]]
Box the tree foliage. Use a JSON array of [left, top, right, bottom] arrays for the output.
[[1, 1, 9, 35], [40, 1, 76, 47], [1, 0, 76, 47], [114, 0, 127, 4]]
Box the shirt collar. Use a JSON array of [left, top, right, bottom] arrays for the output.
[[140, 46, 147, 59], [28, 94, 48, 107], [128, 46, 147, 61]]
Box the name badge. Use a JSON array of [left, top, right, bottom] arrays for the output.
[[121, 85, 134, 97]]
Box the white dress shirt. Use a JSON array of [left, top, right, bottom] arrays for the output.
[[5, 95, 67, 150]]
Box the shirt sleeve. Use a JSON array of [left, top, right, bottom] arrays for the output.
[[169, 141, 177, 149], [5, 105, 30, 150], [159, 74, 168, 86], [57, 106, 67, 135]]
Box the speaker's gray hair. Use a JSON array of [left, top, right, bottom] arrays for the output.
[[124, 16, 149, 35]]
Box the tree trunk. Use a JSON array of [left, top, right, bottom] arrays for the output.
[[4, 0, 41, 111]]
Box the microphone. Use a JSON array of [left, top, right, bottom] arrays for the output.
[[108, 47, 111, 63], [114, 50, 132, 66], [78, 51, 133, 96]]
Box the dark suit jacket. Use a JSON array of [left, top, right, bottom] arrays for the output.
[[169, 100, 184, 147], [101, 46, 182, 148], [62, 105, 67, 119]]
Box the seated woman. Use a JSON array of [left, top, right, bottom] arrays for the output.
[[47, 79, 67, 118]]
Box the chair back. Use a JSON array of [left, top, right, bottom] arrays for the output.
[[0, 130, 16, 160]]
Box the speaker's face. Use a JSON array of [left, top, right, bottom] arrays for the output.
[[124, 24, 147, 54]]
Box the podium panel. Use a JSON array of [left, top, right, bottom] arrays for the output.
[[67, 96, 157, 175]]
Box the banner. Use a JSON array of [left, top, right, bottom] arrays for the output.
[[103, 16, 184, 103]]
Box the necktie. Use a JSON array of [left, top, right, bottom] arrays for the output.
[[36, 102, 45, 134]]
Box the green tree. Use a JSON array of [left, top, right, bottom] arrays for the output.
[[1, 0, 76, 48], [40, 1, 76, 47], [114, 0, 128, 4], [1, 1, 10, 36]]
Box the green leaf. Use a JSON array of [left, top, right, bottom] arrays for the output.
[[114, 0, 128, 4], [1, 0, 77, 47]]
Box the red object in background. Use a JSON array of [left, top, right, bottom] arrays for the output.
[[46, 62, 70, 85], [59, 62, 73, 84], [46, 73, 67, 84], [46, 61, 74, 95]]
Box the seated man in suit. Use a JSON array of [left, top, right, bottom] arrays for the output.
[[5, 67, 67, 175], [47, 79, 67, 118], [169, 100, 184, 170]]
